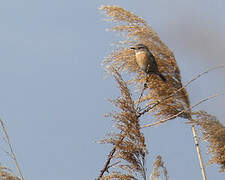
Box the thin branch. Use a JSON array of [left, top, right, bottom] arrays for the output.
[[97, 136, 125, 179], [138, 65, 225, 117], [0, 119, 24, 180], [191, 124, 207, 180], [108, 160, 121, 169], [184, 65, 225, 88], [142, 93, 225, 128], [142, 154, 147, 180], [97, 147, 116, 179], [136, 85, 147, 108]]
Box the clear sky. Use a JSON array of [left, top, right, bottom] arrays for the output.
[[0, 0, 224, 180]]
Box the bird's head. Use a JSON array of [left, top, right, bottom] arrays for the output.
[[130, 44, 149, 53]]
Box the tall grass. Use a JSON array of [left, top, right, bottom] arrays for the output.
[[97, 5, 225, 180]]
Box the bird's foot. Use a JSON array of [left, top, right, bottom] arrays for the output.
[[144, 83, 147, 88]]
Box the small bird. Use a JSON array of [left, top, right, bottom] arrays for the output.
[[131, 44, 166, 82]]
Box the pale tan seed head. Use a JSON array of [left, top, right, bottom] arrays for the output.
[[100, 5, 190, 121]]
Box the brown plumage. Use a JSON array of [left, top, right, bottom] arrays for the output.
[[131, 44, 166, 82]]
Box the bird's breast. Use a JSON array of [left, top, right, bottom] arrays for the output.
[[135, 51, 149, 71]]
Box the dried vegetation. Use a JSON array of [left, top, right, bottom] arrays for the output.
[[191, 111, 225, 172], [97, 4, 224, 180]]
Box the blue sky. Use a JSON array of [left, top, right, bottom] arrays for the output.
[[0, 0, 224, 179]]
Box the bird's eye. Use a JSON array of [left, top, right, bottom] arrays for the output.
[[138, 47, 143, 49]]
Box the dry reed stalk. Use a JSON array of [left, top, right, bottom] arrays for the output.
[[142, 93, 225, 128], [98, 69, 147, 179], [0, 119, 23, 180], [190, 111, 225, 172], [98, 5, 224, 180]]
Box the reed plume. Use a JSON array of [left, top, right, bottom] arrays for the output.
[[99, 69, 147, 179], [0, 166, 20, 180], [150, 155, 168, 180], [100, 5, 190, 121], [191, 111, 225, 172], [98, 5, 224, 180]]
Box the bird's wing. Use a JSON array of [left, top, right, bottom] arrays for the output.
[[150, 53, 158, 67]]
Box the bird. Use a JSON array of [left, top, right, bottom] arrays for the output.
[[131, 44, 166, 82]]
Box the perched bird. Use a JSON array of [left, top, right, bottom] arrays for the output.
[[131, 44, 166, 82]]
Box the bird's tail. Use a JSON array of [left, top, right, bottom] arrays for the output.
[[157, 73, 167, 82]]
